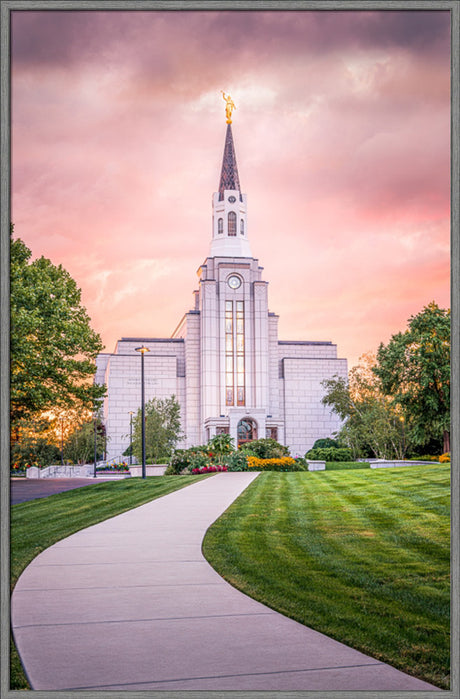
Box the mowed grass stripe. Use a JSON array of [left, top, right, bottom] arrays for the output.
[[202, 466, 450, 689]]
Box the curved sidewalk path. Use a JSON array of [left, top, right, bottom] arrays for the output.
[[12, 473, 438, 692]]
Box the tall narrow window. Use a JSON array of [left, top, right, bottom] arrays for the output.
[[228, 211, 237, 236], [225, 301, 234, 405], [225, 300, 245, 407], [218, 217, 223, 234], [236, 301, 245, 405], [240, 219, 244, 235]]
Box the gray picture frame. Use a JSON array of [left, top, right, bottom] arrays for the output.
[[1, 2, 458, 698]]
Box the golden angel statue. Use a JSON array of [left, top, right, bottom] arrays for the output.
[[221, 91, 236, 124]]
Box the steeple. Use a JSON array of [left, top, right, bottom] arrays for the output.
[[218, 124, 242, 202], [210, 95, 252, 258]]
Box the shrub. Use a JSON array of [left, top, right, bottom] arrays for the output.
[[167, 446, 208, 474], [240, 438, 290, 459], [247, 456, 300, 472], [225, 451, 248, 472], [206, 434, 235, 461], [11, 437, 61, 470], [305, 446, 353, 462], [164, 463, 180, 475], [187, 452, 212, 472], [293, 456, 308, 471], [312, 438, 340, 449], [408, 455, 440, 462]]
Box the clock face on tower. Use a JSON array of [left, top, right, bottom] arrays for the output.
[[227, 275, 242, 289]]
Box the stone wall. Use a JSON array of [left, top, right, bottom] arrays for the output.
[[280, 357, 347, 456], [26, 465, 94, 478], [101, 339, 186, 460]]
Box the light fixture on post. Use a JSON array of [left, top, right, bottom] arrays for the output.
[[60, 418, 64, 466], [135, 346, 150, 479], [129, 411, 134, 465], [93, 416, 98, 479]]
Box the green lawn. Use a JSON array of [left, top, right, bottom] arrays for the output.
[[325, 461, 370, 470], [10, 475, 208, 689], [203, 466, 450, 689]]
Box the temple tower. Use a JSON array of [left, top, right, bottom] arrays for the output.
[[195, 97, 275, 446]]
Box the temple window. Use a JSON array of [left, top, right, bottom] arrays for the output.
[[225, 301, 234, 405], [228, 211, 237, 236]]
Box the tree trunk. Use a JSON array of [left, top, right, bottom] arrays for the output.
[[443, 430, 450, 454]]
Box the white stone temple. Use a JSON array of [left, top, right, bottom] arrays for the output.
[[95, 113, 347, 460]]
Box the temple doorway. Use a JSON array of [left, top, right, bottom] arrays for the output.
[[237, 418, 257, 447]]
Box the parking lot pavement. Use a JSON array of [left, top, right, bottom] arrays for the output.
[[10, 478, 113, 505]]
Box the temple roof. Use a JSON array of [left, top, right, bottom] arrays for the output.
[[218, 124, 242, 201]]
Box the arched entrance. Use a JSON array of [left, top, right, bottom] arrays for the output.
[[237, 418, 257, 447]]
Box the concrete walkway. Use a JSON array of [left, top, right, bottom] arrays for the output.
[[12, 473, 439, 691]]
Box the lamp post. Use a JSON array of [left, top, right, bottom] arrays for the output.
[[135, 346, 150, 479], [129, 411, 134, 465], [93, 417, 98, 478], [60, 418, 64, 466]]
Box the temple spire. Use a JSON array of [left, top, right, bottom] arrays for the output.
[[210, 115, 251, 258], [218, 124, 242, 201]]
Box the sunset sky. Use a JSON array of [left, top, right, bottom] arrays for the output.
[[11, 9, 451, 368]]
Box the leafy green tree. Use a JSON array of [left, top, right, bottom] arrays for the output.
[[322, 353, 408, 459], [374, 302, 450, 453], [10, 230, 105, 429], [64, 419, 106, 464], [132, 396, 182, 464]]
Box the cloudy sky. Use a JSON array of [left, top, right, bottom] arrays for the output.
[[11, 8, 451, 367]]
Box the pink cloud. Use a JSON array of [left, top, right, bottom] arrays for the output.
[[11, 9, 451, 368]]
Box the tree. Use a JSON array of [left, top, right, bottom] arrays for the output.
[[374, 302, 450, 453], [322, 353, 408, 459], [11, 416, 61, 469], [64, 419, 106, 465], [131, 396, 182, 464], [10, 230, 106, 429]]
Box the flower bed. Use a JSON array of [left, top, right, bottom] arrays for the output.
[[191, 465, 228, 474], [247, 456, 299, 471], [96, 462, 130, 472]]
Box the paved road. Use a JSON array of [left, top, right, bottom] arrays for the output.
[[11, 473, 438, 692], [10, 478, 116, 505]]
